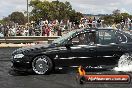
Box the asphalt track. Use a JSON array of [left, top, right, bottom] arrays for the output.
[[0, 47, 132, 88]]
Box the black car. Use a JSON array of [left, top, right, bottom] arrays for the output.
[[11, 28, 132, 74]]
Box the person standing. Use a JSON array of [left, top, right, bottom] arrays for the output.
[[45, 25, 50, 36], [42, 26, 46, 36], [29, 26, 33, 36], [92, 17, 96, 28], [57, 27, 62, 36], [97, 18, 101, 28], [129, 18, 132, 31], [120, 16, 125, 30], [127, 17, 131, 31], [88, 17, 92, 28], [23, 27, 28, 36]]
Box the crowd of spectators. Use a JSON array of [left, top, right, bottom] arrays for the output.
[[119, 16, 132, 30], [79, 17, 102, 29], [2, 16, 132, 37], [1, 16, 132, 37], [0, 19, 75, 37]]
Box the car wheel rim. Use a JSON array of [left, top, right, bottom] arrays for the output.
[[32, 57, 49, 74]]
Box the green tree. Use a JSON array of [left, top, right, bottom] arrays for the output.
[[69, 11, 83, 23], [101, 15, 114, 25], [102, 9, 132, 25], [112, 9, 120, 15], [113, 13, 130, 24], [10, 12, 25, 25], [29, 0, 83, 23], [2, 17, 11, 24]]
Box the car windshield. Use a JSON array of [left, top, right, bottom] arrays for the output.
[[52, 30, 76, 44]]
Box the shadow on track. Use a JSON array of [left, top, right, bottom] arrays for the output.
[[8, 67, 129, 76]]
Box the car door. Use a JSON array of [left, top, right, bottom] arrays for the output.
[[96, 30, 120, 66], [56, 31, 98, 67], [70, 44, 97, 67]]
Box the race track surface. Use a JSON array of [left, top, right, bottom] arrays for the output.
[[0, 47, 132, 88]]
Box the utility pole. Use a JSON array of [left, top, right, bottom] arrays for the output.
[[27, 0, 30, 36]]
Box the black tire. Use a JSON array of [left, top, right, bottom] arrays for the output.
[[32, 55, 53, 75]]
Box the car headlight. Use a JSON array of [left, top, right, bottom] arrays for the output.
[[14, 54, 24, 58]]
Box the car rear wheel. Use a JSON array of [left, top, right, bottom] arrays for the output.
[[118, 53, 132, 67], [32, 55, 53, 75]]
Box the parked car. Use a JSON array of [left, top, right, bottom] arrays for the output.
[[11, 28, 132, 74]]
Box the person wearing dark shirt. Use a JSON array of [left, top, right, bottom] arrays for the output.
[[97, 18, 101, 27], [120, 16, 125, 30]]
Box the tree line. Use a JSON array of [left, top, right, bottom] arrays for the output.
[[0, 0, 83, 25], [101, 9, 132, 25], [1, 1, 132, 26]]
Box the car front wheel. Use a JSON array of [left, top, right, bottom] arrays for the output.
[[32, 55, 53, 75]]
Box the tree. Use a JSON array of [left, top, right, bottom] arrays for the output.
[[69, 11, 83, 23], [29, 0, 83, 23], [101, 15, 114, 25], [102, 9, 132, 24], [10, 12, 25, 25], [112, 9, 120, 15], [1, 17, 11, 24]]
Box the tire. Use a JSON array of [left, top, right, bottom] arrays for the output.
[[32, 55, 53, 75], [118, 53, 132, 67]]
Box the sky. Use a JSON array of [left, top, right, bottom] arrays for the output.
[[0, 0, 132, 19]]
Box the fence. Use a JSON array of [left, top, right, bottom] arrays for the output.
[[0, 36, 60, 44]]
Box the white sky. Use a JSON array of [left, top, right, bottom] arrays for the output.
[[0, 0, 132, 19]]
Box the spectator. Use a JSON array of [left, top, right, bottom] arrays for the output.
[[35, 27, 40, 36], [42, 26, 46, 36], [52, 25, 58, 35], [79, 22, 84, 29], [57, 27, 62, 36], [45, 25, 50, 36], [92, 17, 96, 28], [126, 17, 131, 31], [74, 20, 79, 29], [16, 27, 23, 36], [29, 26, 33, 36], [23, 27, 28, 36], [97, 18, 101, 28], [129, 18, 132, 31], [88, 18, 92, 28], [0, 32, 4, 37], [11, 26, 16, 36], [120, 16, 125, 30], [3, 25, 9, 37]]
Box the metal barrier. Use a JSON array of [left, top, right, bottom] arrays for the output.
[[0, 36, 60, 43]]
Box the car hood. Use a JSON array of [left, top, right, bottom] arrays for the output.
[[12, 44, 54, 55]]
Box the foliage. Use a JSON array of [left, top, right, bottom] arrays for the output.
[[112, 9, 120, 15], [0, 17, 10, 24], [29, 0, 83, 23], [9, 12, 25, 25], [102, 9, 132, 24], [1, 0, 82, 25], [101, 15, 114, 25]]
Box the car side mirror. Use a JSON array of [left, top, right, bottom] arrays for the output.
[[65, 43, 73, 50]]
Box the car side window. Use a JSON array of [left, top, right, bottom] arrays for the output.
[[68, 32, 96, 45], [98, 30, 116, 45]]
